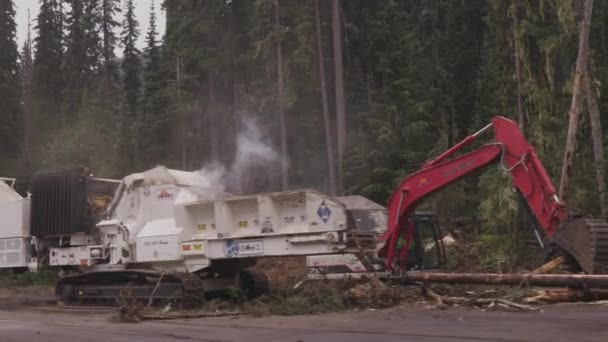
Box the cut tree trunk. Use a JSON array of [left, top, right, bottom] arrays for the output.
[[332, 0, 346, 194], [315, 0, 337, 195], [529, 256, 565, 275], [585, 67, 607, 219], [559, 0, 594, 201], [407, 272, 608, 288], [275, 0, 289, 191]]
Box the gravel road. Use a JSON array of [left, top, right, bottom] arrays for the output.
[[0, 303, 607, 342]]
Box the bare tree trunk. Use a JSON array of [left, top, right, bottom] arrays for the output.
[[275, 0, 289, 190], [585, 67, 607, 218], [207, 75, 220, 163], [513, 9, 525, 132], [21, 10, 34, 172], [176, 56, 187, 170], [314, 0, 337, 195], [559, 0, 594, 201], [332, 0, 346, 194], [366, 70, 372, 110], [101, 0, 112, 93]]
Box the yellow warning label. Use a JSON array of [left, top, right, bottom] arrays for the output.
[[211, 223, 216, 229], [197, 224, 206, 231], [238, 221, 248, 228], [193, 244, 202, 251]]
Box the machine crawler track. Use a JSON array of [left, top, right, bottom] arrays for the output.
[[552, 218, 608, 274], [55, 270, 205, 306]]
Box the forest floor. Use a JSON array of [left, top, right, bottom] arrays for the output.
[[0, 232, 592, 322], [2, 256, 608, 342]]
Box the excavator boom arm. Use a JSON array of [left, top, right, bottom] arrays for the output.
[[382, 116, 567, 270]]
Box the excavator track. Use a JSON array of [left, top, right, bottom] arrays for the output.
[[552, 218, 608, 274], [55, 270, 205, 307]]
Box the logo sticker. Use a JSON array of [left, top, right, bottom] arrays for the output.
[[317, 201, 332, 223], [224, 240, 239, 257], [417, 178, 430, 188], [156, 189, 175, 200]]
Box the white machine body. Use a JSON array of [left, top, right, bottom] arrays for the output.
[[48, 166, 350, 273], [0, 179, 31, 269]]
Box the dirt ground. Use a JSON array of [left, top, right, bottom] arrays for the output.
[[2, 267, 607, 342], [1, 299, 607, 342]]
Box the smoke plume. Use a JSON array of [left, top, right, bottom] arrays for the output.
[[197, 116, 279, 194]]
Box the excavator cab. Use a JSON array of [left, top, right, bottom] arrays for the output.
[[393, 212, 444, 271], [307, 211, 444, 279]]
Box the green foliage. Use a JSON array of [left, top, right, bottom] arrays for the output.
[[478, 169, 519, 234], [42, 98, 123, 177], [0, 269, 58, 287]]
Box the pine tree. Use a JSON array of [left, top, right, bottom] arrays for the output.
[[63, 0, 89, 116], [20, 10, 34, 170], [33, 0, 64, 121], [100, 0, 120, 91], [83, 0, 102, 75], [0, 0, 21, 171], [140, 0, 169, 168], [121, 0, 141, 165]]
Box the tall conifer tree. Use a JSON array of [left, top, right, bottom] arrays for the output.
[[0, 0, 21, 170], [121, 0, 141, 164]]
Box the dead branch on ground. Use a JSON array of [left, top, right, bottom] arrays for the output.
[[422, 286, 538, 312]]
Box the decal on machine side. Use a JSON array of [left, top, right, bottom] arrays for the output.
[[223, 240, 264, 257], [317, 201, 332, 223], [156, 189, 175, 200]]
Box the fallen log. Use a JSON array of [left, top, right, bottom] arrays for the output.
[[524, 288, 608, 304], [406, 272, 608, 288]]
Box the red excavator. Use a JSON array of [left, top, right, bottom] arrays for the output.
[[380, 116, 608, 274]]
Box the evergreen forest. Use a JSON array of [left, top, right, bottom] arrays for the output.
[[2, 0, 608, 258]]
